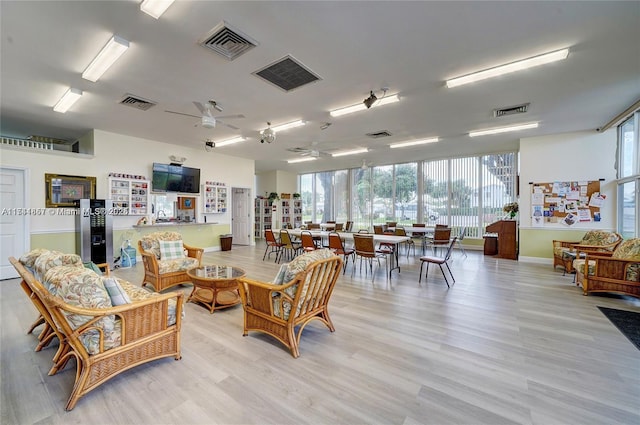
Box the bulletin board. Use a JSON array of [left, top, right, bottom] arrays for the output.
[[530, 179, 606, 227]]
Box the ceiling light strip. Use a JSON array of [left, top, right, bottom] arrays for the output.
[[287, 157, 317, 163], [446, 48, 569, 88], [214, 136, 246, 147], [390, 137, 439, 149], [469, 122, 539, 137], [140, 0, 175, 19], [53, 87, 83, 113], [331, 148, 368, 157], [268, 120, 305, 132], [82, 35, 130, 82], [330, 94, 400, 117]]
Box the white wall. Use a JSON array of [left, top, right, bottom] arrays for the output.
[[519, 129, 617, 230], [255, 170, 297, 198], [0, 129, 255, 233]]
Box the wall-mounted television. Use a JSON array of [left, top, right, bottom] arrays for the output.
[[152, 163, 200, 194]]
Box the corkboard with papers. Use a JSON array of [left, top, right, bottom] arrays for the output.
[[530, 180, 604, 227]]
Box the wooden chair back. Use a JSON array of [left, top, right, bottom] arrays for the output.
[[386, 221, 397, 228], [353, 234, 376, 258], [412, 223, 427, 236], [334, 223, 344, 231], [308, 223, 321, 230], [373, 225, 384, 235], [433, 227, 452, 244], [279, 230, 295, 249], [345, 221, 354, 232], [328, 232, 345, 253], [265, 229, 279, 245]]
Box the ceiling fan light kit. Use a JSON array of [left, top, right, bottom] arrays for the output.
[[260, 122, 276, 144]]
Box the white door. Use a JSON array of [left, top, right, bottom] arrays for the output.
[[232, 188, 251, 245], [0, 168, 28, 279]]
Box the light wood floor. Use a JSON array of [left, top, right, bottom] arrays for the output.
[[2, 244, 639, 425]]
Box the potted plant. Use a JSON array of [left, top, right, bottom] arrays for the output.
[[268, 192, 280, 202], [293, 193, 301, 199], [503, 202, 519, 219]]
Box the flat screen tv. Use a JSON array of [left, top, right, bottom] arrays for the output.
[[152, 163, 200, 194]]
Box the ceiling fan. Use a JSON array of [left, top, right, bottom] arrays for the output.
[[165, 100, 245, 130], [287, 141, 330, 158]]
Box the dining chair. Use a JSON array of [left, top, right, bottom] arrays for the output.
[[352, 234, 389, 279], [279, 229, 301, 262], [419, 237, 457, 287], [453, 226, 467, 256], [425, 227, 451, 255], [300, 231, 318, 252], [412, 223, 428, 253], [328, 232, 355, 273], [395, 227, 415, 258], [334, 223, 344, 231], [345, 221, 354, 232], [263, 229, 283, 262], [373, 225, 396, 252]]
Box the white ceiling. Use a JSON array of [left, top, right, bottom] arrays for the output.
[[1, 1, 639, 173]]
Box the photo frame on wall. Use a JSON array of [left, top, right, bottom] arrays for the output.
[[45, 173, 97, 208]]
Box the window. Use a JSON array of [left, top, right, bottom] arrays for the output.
[[617, 112, 640, 237]]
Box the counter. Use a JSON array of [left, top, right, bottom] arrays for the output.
[[132, 221, 219, 229]]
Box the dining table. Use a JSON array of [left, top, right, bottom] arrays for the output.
[[275, 229, 410, 278]]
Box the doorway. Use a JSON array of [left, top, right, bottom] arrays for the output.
[[231, 187, 251, 245], [0, 167, 29, 279]]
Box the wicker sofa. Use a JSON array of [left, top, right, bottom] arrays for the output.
[[573, 238, 640, 298], [10, 249, 183, 410], [552, 230, 622, 273], [138, 231, 203, 292]]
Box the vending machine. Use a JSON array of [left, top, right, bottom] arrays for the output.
[[76, 199, 114, 268]]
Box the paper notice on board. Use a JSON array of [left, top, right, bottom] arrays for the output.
[[589, 192, 606, 208], [546, 196, 562, 204], [580, 186, 588, 196], [577, 208, 592, 222], [566, 190, 580, 200], [532, 206, 544, 227], [532, 192, 544, 205], [562, 212, 577, 226]]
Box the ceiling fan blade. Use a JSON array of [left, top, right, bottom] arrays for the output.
[[165, 110, 201, 119], [193, 101, 207, 115], [218, 120, 240, 130], [215, 114, 245, 120]]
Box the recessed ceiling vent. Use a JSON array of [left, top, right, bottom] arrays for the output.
[[494, 103, 530, 118], [119, 94, 156, 111], [366, 130, 393, 138], [199, 21, 258, 61], [253, 55, 321, 92]]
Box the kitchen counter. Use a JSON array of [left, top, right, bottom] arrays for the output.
[[133, 221, 219, 229]]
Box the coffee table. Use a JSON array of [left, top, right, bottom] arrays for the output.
[[186, 265, 246, 313]]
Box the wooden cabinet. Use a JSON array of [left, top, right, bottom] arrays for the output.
[[485, 220, 518, 260], [108, 177, 150, 216], [202, 182, 227, 213]]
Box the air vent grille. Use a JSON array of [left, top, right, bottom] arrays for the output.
[[253, 55, 321, 92], [494, 103, 530, 117], [366, 130, 393, 138], [199, 22, 257, 61], [119, 94, 156, 111]]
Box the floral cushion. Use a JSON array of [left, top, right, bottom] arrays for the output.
[[157, 257, 199, 274], [273, 249, 337, 319], [582, 230, 619, 246], [117, 279, 180, 325], [19, 248, 54, 270], [34, 252, 84, 288], [140, 231, 184, 260], [572, 258, 595, 276], [44, 266, 119, 355], [612, 238, 640, 260]]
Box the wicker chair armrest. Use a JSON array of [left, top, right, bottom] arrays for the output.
[[552, 240, 581, 250], [46, 290, 182, 316], [588, 256, 640, 280], [574, 245, 615, 257], [183, 244, 204, 265], [237, 277, 297, 316], [139, 249, 160, 273]]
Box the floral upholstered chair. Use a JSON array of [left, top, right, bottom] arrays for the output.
[[552, 230, 622, 274], [573, 238, 640, 298], [138, 231, 203, 292], [237, 249, 343, 358]]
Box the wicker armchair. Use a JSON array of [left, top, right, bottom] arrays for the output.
[[552, 230, 622, 273], [574, 238, 640, 298], [10, 257, 183, 410], [237, 249, 343, 358], [139, 231, 203, 292]]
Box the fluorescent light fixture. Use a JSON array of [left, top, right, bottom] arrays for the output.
[[469, 122, 539, 137], [53, 87, 83, 113], [331, 148, 368, 157], [140, 0, 175, 19], [389, 137, 439, 149], [287, 157, 317, 164], [82, 35, 130, 82], [446, 48, 569, 88], [330, 94, 400, 117], [269, 120, 306, 133], [214, 136, 246, 147]]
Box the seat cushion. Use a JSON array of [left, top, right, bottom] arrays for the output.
[[34, 252, 84, 290], [157, 257, 199, 274], [19, 248, 54, 270], [140, 231, 184, 259]]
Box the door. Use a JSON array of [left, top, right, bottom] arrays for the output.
[[232, 188, 251, 245], [0, 167, 28, 279]]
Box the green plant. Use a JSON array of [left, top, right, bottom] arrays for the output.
[[268, 192, 280, 202], [293, 192, 301, 198]]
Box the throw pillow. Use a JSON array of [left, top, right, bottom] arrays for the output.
[[103, 277, 132, 305], [272, 263, 289, 285], [159, 239, 185, 260]]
